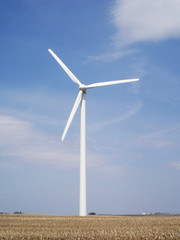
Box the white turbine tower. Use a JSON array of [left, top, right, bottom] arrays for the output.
[[48, 49, 139, 216]]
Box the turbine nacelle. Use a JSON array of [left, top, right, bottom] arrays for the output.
[[79, 84, 86, 92]]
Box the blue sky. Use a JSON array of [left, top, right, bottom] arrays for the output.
[[0, 0, 180, 215]]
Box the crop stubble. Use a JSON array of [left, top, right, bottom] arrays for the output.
[[0, 214, 180, 239]]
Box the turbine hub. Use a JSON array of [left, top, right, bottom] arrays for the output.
[[79, 84, 86, 92]]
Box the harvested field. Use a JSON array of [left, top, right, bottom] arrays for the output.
[[0, 214, 180, 239]]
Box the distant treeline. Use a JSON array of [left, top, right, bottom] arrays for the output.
[[0, 211, 24, 214]]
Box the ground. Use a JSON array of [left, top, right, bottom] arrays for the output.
[[0, 214, 180, 239]]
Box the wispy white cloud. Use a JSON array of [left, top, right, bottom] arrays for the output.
[[170, 161, 180, 170], [0, 89, 71, 124], [0, 115, 78, 168], [0, 115, 123, 175], [94, 164, 128, 177], [88, 100, 143, 133], [90, 0, 180, 61], [136, 124, 180, 148], [112, 0, 180, 47], [88, 49, 134, 62]]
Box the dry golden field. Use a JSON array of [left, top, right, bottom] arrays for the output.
[[0, 214, 180, 239]]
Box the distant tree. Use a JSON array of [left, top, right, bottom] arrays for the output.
[[14, 211, 24, 214], [88, 212, 96, 215]]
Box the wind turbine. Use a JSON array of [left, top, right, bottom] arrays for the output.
[[48, 49, 139, 216]]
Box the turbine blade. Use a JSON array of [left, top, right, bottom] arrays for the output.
[[85, 78, 139, 89], [48, 49, 82, 86], [61, 90, 83, 141]]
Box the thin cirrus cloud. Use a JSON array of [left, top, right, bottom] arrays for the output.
[[135, 123, 180, 149], [170, 161, 180, 170], [0, 115, 115, 173], [0, 115, 79, 169], [88, 100, 143, 133], [90, 0, 180, 61]]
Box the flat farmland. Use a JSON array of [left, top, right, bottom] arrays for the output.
[[0, 214, 180, 239]]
